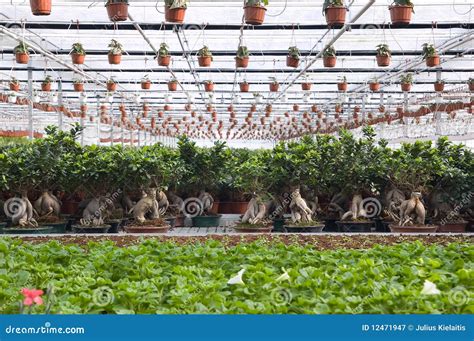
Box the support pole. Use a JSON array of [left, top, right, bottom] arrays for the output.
[[27, 65, 33, 140], [57, 78, 63, 131]]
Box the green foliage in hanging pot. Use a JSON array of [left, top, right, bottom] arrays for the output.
[[323, 45, 337, 67], [71, 42, 86, 64], [286, 46, 300, 68], [244, 0, 268, 25], [323, 0, 347, 27], [422, 43, 440, 67], [198, 46, 213, 67], [14, 42, 30, 64], [164, 0, 188, 23], [236, 46, 250, 68], [108, 39, 124, 64], [376, 44, 391, 67], [158, 43, 171, 66]]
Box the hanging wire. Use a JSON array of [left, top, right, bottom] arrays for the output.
[[266, 0, 288, 17]]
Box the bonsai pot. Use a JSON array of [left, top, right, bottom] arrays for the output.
[[325, 6, 346, 27], [191, 215, 222, 228], [376, 55, 391, 67], [106, 2, 129, 22], [337, 82, 347, 91], [204, 83, 214, 92], [71, 53, 85, 64], [436, 221, 467, 233], [168, 82, 178, 91], [272, 218, 285, 232], [270, 83, 279, 92], [401, 83, 411, 92], [165, 217, 176, 228], [41, 83, 51, 92], [323, 56, 336, 68], [44, 221, 67, 234], [106, 219, 122, 233], [125, 225, 170, 234], [434, 82, 444, 92], [165, 6, 186, 23], [240, 82, 249, 92], [175, 215, 185, 227], [302, 83, 312, 91], [389, 224, 438, 233], [369, 82, 380, 92], [9, 83, 20, 92], [234, 225, 273, 233], [74, 83, 84, 92], [235, 57, 249, 68], [426, 56, 440, 67], [198, 56, 212, 67], [218, 201, 248, 214], [107, 83, 117, 92], [389, 5, 413, 25], [374, 218, 391, 232], [30, 0, 51, 15], [244, 5, 266, 25], [0, 222, 8, 234], [286, 56, 299, 68], [3, 226, 53, 234], [15, 53, 29, 64], [108, 53, 122, 65], [72, 224, 111, 234], [336, 220, 374, 232], [323, 218, 339, 232], [141, 81, 151, 90], [284, 224, 325, 233], [158, 55, 171, 66]]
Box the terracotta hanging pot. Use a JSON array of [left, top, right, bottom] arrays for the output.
[[376, 55, 391, 67], [244, 5, 266, 25], [270, 83, 279, 92], [71, 53, 85, 64], [389, 5, 413, 25], [107, 82, 117, 92], [337, 82, 347, 91], [106, 2, 129, 22], [15, 53, 29, 64], [9, 83, 20, 91], [108, 53, 122, 65], [158, 55, 171, 66], [286, 56, 299, 68], [369, 82, 380, 92], [401, 83, 411, 92], [426, 55, 440, 67], [204, 83, 214, 92], [323, 56, 336, 68], [141, 80, 151, 90], [293, 104, 299, 112], [235, 57, 249, 68], [30, 0, 51, 16], [434, 82, 444, 92], [168, 81, 178, 91], [41, 83, 51, 92], [164, 104, 171, 111], [325, 6, 346, 27], [302, 83, 312, 91], [198, 56, 212, 67], [311, 105, 318, 112], [74, 83, 84, 92], [469, 82, 474, 91], [240, 82, 250, 92], [165, 6, 186, 23]]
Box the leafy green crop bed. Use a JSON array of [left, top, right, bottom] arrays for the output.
[[0, 237, 472, 314]]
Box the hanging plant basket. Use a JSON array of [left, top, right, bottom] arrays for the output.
[[41, 83, 51, 92], [141, 80, 151, 90], [244, 5, 267, 25], [106, 1, 129, 22], [369, 82, 380, 92], [337, 82, 347, 91], [323, 56, 336, 68], [301, 82, 312, 91], [293, 104, 300, 112], [469, 82, 474, 92], [15, 53, 29, 64], [325, 6, 346, 27], [168, 81, 178, 91], [165, 6, 186, 23], [74, 83, 84, 92], [426, 55, 440, 67], [9, 83, 19, 91], [434, 82, 444, 92], [158, 55, 171, 66], [389, 5, 413, 25], [376, 55, 391, 67], [204, 83, 214, 92], [235, 57, 249, 68], [198, 56, 212, 67], [107, 82, 117, 92], [401, 83, 411, 92], [71, 53, 85, 64], [108, 53, 122, 65], [270, 83, 279, 92], [286, 56, 299, 68], [30, 0, 52, 16], [240, 82, 249, 92]]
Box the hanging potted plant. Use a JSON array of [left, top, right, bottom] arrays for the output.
[[168, 78, 178, 91], [235, 46, 249, 68], [240, 80, 250, 92], [30, 0, 52, 16], [434, 79, 445, 92], [244, 0, 268, 25], [197, 45, 213, 67], [108, 39, 124, 65], [337, 76, 347, 91], [376, 43, 391, 67], [41, 76, 53, 92], [141, 75, 151, 90], [204, 80, 214, 92], [14, 42, 30, 64], [73, 79, 85, 92], [323, 0, 347, 27], [302, 82, 312, 91], [164, 0, 188, 23], [9, 78, 20, 92], [389, 0, 414, 25], [469, 78, 474, 92], [369, 78, 380, 92], [400, 73, 413, 92], [105, 0, 129, 22], [158, 43, 171, 66], [287, 46, 300, 68], [70, 42, 86, 65], [422, 43, 440, 67], [106, 78, 117, 92], [323, 45, 336, 67], [269, 77, 279, 92]]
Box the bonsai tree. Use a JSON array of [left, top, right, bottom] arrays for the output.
[[376, 43, 391, 66], [287, 46, 300, 67], [198, 45, 213, 67], [71, 42, 86, 64]]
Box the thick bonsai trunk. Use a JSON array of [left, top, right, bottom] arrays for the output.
[[289, 188, 313, 224], [130, 188, 160, 223], [9, 192, 38, 227], [399, 192, 426, 226], [34, 190, 61, 218]]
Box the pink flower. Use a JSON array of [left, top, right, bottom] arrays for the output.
[[21, 288, 44, 306]]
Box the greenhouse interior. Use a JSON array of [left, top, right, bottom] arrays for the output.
[[0, 0, 473, 318]]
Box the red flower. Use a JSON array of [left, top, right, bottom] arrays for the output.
[[21, 288, 44, 306]]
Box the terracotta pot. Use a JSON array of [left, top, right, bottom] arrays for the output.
[[204, 83, 214, 92], [389, 224, 438, 233], [270, 83, 279, 92], [469, 83, 474, 91], [389, 5, 413, 25], [218, 202, 248, 214], [401, 83, 411, 92], [293, 104, 299, 112], [376, 55, 391, 67], [286, 56, 299, 68], [30, 0, 51, 15], [426, 55, 440, 67], [323, 56, 336, 68], [198, 56, 212, 67], [15, 53, 29, 64], [434, 82, 444, 92], [41, 83, 51, 92], [9, 83, 20, 91], [73, 83, 84, 92], [106, 2, 129, 22], [235, 57, 249, 68], [244, 5, 266, 25], [337, 82, 347, 91], [301, 83, 312, 91], [107, 82, 117, 92], [158, 55, 171, 66], [325, 6, 346, 27], [436, 221, 467, 233], [168, 82, 178, 91], [141, 81, 151, 90], [369, 82, 380, 92], [108, 53, 122, 65], [165, 6, 186, 23], [240, 82, 249, 92], [71, 53, 85, 65], [125, 225, 170, 234], [234, 225, 273, 233]]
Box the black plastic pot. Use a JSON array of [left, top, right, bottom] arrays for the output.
[[336, 221, 374, 232], [72, 225, 111, 234], [44, 221, 67, 234], [2, 226, 54, 234], [106, 220, 121, 233], [0, 222, 7, 234], [272, 218, 286, 232], [191, 215, 222, 227], [373, 218, 391, 232], [323, 218, 339, 232], [165, 216, 176, 228], [284, 225, 325, 233]]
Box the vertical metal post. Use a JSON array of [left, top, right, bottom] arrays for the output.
[[58, 78, 63, 130], [129, 130, 133, 147], [109, 103, 114, 147], [121, 125, 124, 147], [96, 95, 101, 145], [27, 66, 33, 140], [80, 116, 85, 146]]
